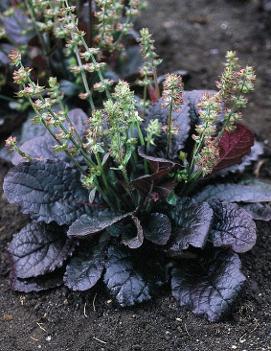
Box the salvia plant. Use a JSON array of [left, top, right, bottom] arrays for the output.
[[2, 0, 271, 323], [0, 0, 146, 134]]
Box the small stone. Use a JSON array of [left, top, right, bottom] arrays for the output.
[[231, 346, 238, 350], [46, 336, 52, 342], [3, 314, 13, 321], [210, 48, 219, 55], [220, 22, 229, 30]]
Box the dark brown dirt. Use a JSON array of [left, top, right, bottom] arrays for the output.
[[1, 1, 271, 350]]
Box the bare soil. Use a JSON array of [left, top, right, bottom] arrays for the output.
[[1, 1, 271, 350]]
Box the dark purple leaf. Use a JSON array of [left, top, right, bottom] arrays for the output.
[[8, 222, 75, 279], [11, 271, 63, 293], [262, 0, 271, 12], [145, 99, 191, 157], [115, 45, 144, 79], [157, 70, 189, 85], [1, 108, 88, 163], [121, 216, 144, 249], [214, 124, 255, 172], [3, 160, 88, 225], [144, 213, 172, 246], [210, 202, 257, 253], [171, 250, 246, 322], [67, 211, 133, 239], [60, 80, 79, 97], [104, 246, 151, 306], [195, 180, 271, 203], [183, 90, 223, 123], [64, 245, 104, 291], [12, 135, 67, 165], [2, 9, 34, 45], [168, 199, 213, 256], [0, 44, 14, 65], [0, 0, 10, 11], [217, 142, 264, 176], [64, 108, 89, 138], [138, 146, 178, 174], [242, 203, 271, 221]]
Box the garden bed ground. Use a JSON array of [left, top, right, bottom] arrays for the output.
[[1, 0, 271, 350]]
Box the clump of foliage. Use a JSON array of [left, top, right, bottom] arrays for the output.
[[3, 0, 271, 322], [0, 0, 146, 134]]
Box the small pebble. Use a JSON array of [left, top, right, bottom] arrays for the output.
[[3, 314, 13, 321], [46, 336, 52, 342], [221, 22, 229, 30], [210, 48, 219, 55]]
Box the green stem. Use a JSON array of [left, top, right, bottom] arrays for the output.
[[26, 96, 85, 173], [112, 9, 133, 51], [74, 49, 96, 111], [24, 0, 50, 70], [82, 39, 112, 101], [153, 69, 160, 99], [143, 83, 148, 114], [166, 101, 173, 158], [0, 94, 15, 102]]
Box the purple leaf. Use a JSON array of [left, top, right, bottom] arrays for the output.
[[171, 250, 246, 322], [217, 142, 264, 177], [210, 202, 257, 253], [0, 44, 14, 65], [168, 199, 213, 256], [138, 146, 178, 174], [115, 45, 144, 79], [145, 98, 191, 157], [144, 213, 172, 246], [11, 271, 64, 293], [121, 216, 144, 249], [65, 108, 89, 138], [64, 245, 104, 291], [3, 160, 88, 225], [195, 180, 271, 203], [183, 90, 223, 123], [242, 203, 271, 221], [214, 124, 254, 172], [11, 108, 89, 165], [8, 222, 75, 279], [2, 9, 34, 45], [68, 211, 133, 239], [12, 135, 67, 165], [104, 246, 151, 306]]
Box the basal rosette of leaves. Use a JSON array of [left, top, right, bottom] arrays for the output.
[[4, 87, 271, 322], [2, 2, 271, 323]]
